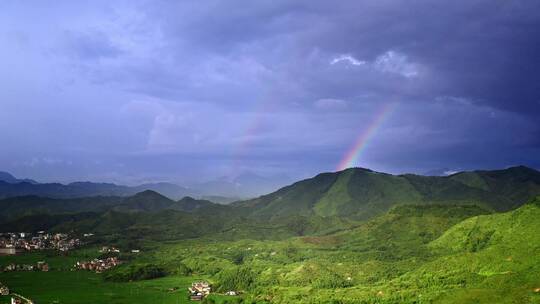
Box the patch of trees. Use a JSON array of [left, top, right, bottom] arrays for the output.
[[217, 266, 256, 291], [312, 270, 352, 289], [104, 263, 167, 282]]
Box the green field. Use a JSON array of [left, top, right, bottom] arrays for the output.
[[0, 249, 194, 304], [0, 272, 197, 304], [0, 248, 244, 304]]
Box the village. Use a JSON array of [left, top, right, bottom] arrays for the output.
[[188, 281, 238, 301], [0, 232, 239, 302], [2, 261, 49, 272], [0, 231, 81, 255], [74, 257, 121, 273]]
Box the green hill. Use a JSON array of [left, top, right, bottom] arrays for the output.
[[0, 191, 224, 220], [236, 166, 540, 220], [449, 165, 540, 209], [400, 197, 540, 303], [430, 196, 540, 253], [113, 190, 176, 212]]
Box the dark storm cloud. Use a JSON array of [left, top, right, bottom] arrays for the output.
[[105, 1, 538, 110], [0, 0, 539, 184]]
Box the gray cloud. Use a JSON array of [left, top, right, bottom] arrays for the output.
[[0, 0, 538, 184]]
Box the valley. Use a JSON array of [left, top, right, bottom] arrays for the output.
[[1, 166, 540, 303]]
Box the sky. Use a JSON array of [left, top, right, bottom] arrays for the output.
[[1, 0, 539, 185]]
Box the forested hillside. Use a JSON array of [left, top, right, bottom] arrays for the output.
[[236, 166, 540, 220]]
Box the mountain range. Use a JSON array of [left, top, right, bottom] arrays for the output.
[[0, 178, 196, 200], [1, 166, 540, 303], [235, 165, 540, 220], [1, 165, 539, 235], [0, 171, 292, 201]]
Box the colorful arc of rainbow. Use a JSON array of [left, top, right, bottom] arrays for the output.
[[336, 103, 397, 171], [228, 100, 276, 176]]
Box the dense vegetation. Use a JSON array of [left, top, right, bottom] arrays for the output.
[[1, 166, 540, 303], [104, 263, 169, 282], [237, 166, 540, 220]]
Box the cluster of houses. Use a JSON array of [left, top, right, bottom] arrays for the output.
[[0, 231, 80, 255], [188, 281, 212, 301], [74, 257, 121, 273], [187, 281, 238, 301], [2, 261, 49, 272], [0, 281, 9, 295]]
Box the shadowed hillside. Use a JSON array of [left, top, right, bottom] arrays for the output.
[[0, 179, 196, 200]]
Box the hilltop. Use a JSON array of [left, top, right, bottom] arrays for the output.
[[236, 166, 540, 220]]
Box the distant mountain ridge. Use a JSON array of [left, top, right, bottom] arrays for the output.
[[0, 171, 287, 201], [0, 173, 197, 200], [191, 172, 293, 198], [0, 190, 221, 220], [0, 171, 38, 184]]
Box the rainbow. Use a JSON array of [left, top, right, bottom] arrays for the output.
[[228, 101, 276, 176], [336, 102, 397, 171]]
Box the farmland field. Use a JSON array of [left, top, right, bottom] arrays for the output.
[[0, 271, 198, 304]]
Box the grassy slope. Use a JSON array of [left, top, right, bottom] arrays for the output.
[[421, 198, 540, 303], [264, 201, 540, 303]]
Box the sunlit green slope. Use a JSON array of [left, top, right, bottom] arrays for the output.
[[402, 197, 540, 303]]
